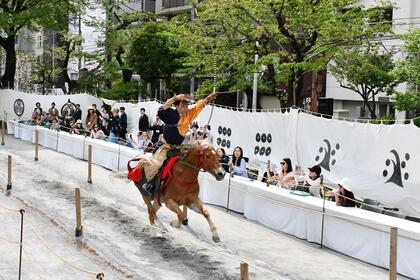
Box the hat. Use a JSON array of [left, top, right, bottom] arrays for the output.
[[88, 106, 95, 111], [175, 94, 193, 104], [338, 177, 352, 192], [308, 165, 321, 176], [76, 119, 83, 124]]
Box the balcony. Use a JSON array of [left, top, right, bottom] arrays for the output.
[[157, 0, 191, 15], [162, 0, 188, 8]]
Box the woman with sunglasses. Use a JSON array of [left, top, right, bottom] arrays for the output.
[[267, 158, 295, 188], [90, 124, 105, 139]]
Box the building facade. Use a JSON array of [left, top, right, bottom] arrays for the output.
[[325, 0, 420, 119]]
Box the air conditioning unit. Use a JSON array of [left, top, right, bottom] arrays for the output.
[[357, 106, 367, 118]]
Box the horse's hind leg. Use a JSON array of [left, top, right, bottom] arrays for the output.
[[152, 200, 167, 231], [190, 198, 220, 243], [166, 199, 185, 229]]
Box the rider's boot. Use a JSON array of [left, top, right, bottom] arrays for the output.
[[141, 181, 154, 196]]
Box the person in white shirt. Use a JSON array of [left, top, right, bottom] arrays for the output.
[[267, 158, 295, 188], [304, 165, 322, 197]]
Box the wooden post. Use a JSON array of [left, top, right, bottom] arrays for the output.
[[1, 120, 5, 145], [75, 187, 83, 237], [240, 262, 248, 280], [34, 129, 39, 161], [87, 144, 92, 184], [389, 227, 398, 280], [7, 155, 12, 190]]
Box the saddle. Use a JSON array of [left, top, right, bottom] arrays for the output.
[[127, 149, 183, 200]]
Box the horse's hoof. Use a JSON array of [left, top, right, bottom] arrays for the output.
[[170, 220, 180, 228], [182, 218, 189, 226], [212, 236, 220, 243]]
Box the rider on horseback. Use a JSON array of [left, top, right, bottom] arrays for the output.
[[140, 93, 217, 195]]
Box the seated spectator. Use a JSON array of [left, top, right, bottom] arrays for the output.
[[90, 124, 105, 139], [71, 119, 85, 135], [41, 111, 50, 123], [267, 158, 295, 188], [85, 106, 97, 131], [127, 131, 143, 149], [140, 132, 153, 152], [185, 123, 199, 144], [304, 165, 322, 197], [48, 102, 59, 119], [203, 124, 214, 143], [332, 178, 356, 207], [262, 162, 276, 184], [217, 148, 230, 173], [51, 116, 61, 131], [228, 146, 248, 178]]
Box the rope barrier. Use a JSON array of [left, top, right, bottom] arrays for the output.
[[27, 219, 104, 278], [79, 188, 278, 280], [0, 202, 21, 212]]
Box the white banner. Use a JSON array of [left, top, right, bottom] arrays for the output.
[[1, 90, 420, 216]]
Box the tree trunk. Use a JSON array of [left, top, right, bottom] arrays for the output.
[[0, 35, 16, 89], [116, 46, 133, 83], [370, 94, 377, 119], [287, 77, 294, 107]]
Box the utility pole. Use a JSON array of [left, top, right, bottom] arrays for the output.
[[252, 41, 259, 112], [190, 5, 195, 96], [104, 0, 114, 89]]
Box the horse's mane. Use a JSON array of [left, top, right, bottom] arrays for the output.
[[181, 141, 213, 155]]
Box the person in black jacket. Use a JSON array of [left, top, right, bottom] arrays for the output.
[[108, 108, 120, 143], [73, 104, 82, 123], [138, 108, 149, 132], [149, 115, 164, 144], [119, 106, 127, 140]]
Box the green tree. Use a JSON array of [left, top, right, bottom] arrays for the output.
[[128, 21, 187, 94], [182, 0, 393, 106], [329, 44, 398, 119], [0, 0, 85, 88], [392, 29, 420, 116]]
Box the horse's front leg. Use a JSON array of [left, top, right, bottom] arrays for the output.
[[182, 205, 189, 226], [166, 199, 185, 229], [190, 198, 220, 243]]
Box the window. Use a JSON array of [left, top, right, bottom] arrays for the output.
[[162, 0, 187, 9], [38, 35, 43, 49]]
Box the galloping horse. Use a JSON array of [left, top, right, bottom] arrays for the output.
[[133, 142, 226, 242]]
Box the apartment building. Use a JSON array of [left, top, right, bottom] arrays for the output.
[[326, 0, 420, 119]]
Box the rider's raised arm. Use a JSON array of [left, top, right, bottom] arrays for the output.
[[162, 95, 179, 110]]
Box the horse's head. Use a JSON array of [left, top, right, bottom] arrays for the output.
[[184, 142, 226, 181]]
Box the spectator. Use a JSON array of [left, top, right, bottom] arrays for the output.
[[262, 162, 276, 184], [333, 178, 356, 207], [203, 124, 214, 143], [48, 102, 59, 119], [217, 148, 230, 173], [185, 123, 199, 144], [149, 115, 164, 144], [51, 117, 61, 131], [127, 131, 144, 149], [108, 108, 120, 143], [41, 111, 50, 123], [140, 131, 153, 152], [100, 105, 110, 135], [268, 158, 295, 188], [90, 124, 105, 139], [85, 106, 97, 131], [73, 104, 82, 122], [304, 165, 322, 197], [138, 108, 149, 132], [228, 146, 248, 178], [119, 106, 127, 140], [34, 102, 43, 116], [92, 104, 101, 127], [71, 119, 85, 135]]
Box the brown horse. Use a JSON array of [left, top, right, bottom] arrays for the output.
[[134, 142, 226, 242]]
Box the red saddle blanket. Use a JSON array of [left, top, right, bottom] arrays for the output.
[[127, 156, 180, 183]]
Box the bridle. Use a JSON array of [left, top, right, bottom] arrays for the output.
[[178, 146, 214, 172]]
